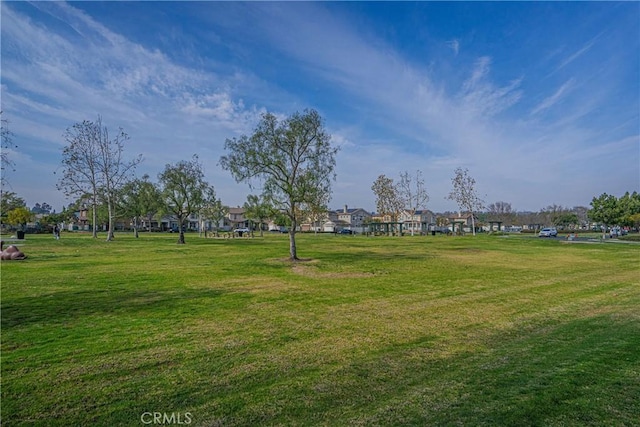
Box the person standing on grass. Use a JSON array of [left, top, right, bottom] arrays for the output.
[[53, 225, 60, 240]]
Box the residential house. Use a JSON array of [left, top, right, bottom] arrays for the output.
[[399, 209, 436, 234], [68, 207, 91, 231], [335, 205, 372, 232], [158, 213, 199, 232], [448, 212, 480, 233], [225, 207, 249, 230], [299, 205, 372, 232]]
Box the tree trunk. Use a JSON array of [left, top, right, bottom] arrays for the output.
[[289, 215, 298, 260], [177, 218, 186, 244], [133, 217, 139, 238], [289, 204, 298, 260], [106, 193, 115, 241], [289, 230, 298, 260], [471, 213, 476, 236], [91, 195, 98, 238]]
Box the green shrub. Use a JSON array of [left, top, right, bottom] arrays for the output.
[[619, 234, 640, 242]]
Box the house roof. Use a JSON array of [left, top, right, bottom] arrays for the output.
[[334, 208, 371, 215], [402, 209, 434, 215], [448, 212, 478, 220]]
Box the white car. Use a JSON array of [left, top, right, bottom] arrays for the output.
[[538, 227, 558, 237], [234, 227, 250, 233]]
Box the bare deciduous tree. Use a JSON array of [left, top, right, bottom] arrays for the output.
[[57, 120, 102, 238], [447, 167, 484, 235], [398, 170, 429, 235], [1, 111, 17, 189], [371, 174, 404, 225], [57, 117, 141, 241], [487, 201, 514, 226], [95, 119, 142, 241]]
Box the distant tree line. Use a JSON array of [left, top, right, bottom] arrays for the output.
[[1, 110, 638, 257]]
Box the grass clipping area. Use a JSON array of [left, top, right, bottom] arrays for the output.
[[1, 233, 639, 426]]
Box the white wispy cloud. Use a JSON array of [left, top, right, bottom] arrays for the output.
[[1, 2, 637, 213], [458, 57, 523, 118], [550, 33, 604, 76], [555, 39, 596, 71], [1, 2, 267, 209], [190, 2, 637, 210], [446, 39, 460, 56], [530, 78, 576, 116]]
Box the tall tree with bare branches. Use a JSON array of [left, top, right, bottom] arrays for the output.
[[57, 119, 102, 238], [95, 119, 142, 241], [371, 174, 403, 222], [1, 111, 17, 189], [57, 117, 141, 240], [487, 201, 514, 226], [398, 170, 429, 236], [447, 167, 484, 235]]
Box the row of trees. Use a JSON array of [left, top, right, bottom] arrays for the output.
[[51, 110, 337, 259], [3, 109, 638, 260], [57, 117, 142, 241], [483, 194, 640, 231], [371, 170, 430, 236], [589, 192, 640, 233], [371, 167, 484, 235], [51, 116, 217, 244], [370, 165, 640, 234]]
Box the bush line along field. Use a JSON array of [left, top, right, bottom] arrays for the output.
[[1, 233, 638, 426]]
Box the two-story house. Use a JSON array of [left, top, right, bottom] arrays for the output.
[[399, 209, 436, 234], [224, 207, 248, 230], [335, 205, 372, 232]]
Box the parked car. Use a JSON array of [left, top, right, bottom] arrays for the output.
[[538, 227, 558, 237], [338, 229, 353, 234], [269, 227, 288, 233], [610, 227, 627, 237], [234, 227, 250, 233]]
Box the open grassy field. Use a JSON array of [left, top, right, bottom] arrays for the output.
[[1, 232, 638, 426]]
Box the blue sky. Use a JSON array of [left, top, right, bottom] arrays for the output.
[[1, 1, 638, 213]]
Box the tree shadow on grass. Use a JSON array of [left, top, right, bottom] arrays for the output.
[[1, 287, 230, 330], [196, 313, 640, 426], [302, 313, 640, 426]]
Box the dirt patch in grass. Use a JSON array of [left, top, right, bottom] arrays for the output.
[[290, 263, 375, 279], [270, 257, 316, 263]]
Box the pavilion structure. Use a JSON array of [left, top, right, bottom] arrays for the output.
[[488, 221, 503, 232], [449, 219, 467, 235]]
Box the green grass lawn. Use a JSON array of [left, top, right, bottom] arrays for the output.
[[1, 232, 638, 426]]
